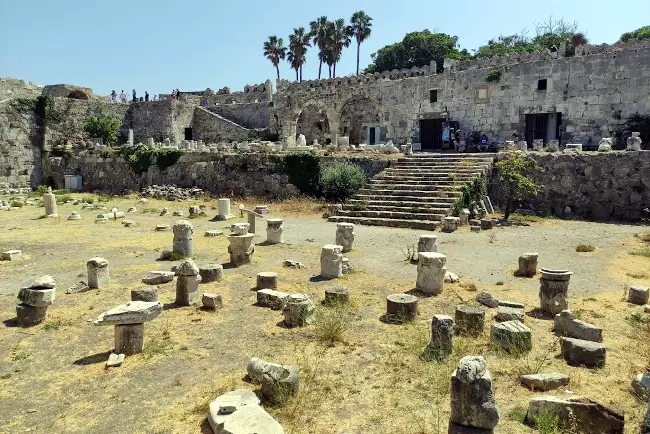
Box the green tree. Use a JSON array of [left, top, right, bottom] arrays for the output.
[[349, 11, 373, 76], [320, 162, 366, 201], [85, 113, 120, 145], [495, 153, 542, 220], [288, 27, 311, 82], [364, 30, 469, 74], [474, 33, 539, 58], [310, 16, 330, 79], [263, 36, 287, 79], [620, 25, 650, 42]]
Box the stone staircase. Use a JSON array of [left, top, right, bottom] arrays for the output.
[[328, 154, 495, 230]]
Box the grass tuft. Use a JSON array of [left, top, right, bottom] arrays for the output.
[[314, 303, 354, 344], [629, 249, 650, 258], [576, 244, 596, 252]]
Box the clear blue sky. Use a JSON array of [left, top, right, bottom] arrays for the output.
[[1, 0, 648, 97]]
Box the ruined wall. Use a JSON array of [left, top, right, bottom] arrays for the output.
[[275, 40, 650, 147], [192, 108, 251, 143], [489, 151, 650, 221], [295, 106, 331, 144], [207, 103, 271, 129], [0, 102, 41, 188], [0, 77, 44, 101]]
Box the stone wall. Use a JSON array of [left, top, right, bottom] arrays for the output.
[[192, 108, 252, 143], [0, 77, 44, 101], [275, 40, 650, 148], [207, 102, 271, 129], [0, 102, 42, 188], [489, 151, 650, 221]]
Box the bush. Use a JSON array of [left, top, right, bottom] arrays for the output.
[[453, 174, 487, 216], [576, 244, 595, 252], [56, 194, 72, 204], [486, 68, 502, 83], [118, 145, 184, 174], [85, 113, 120, 145], [83, 195, 96, 204], [495, 153, 542, 220], [320, 163, 367, 201], [270, 152, 321, 196], [10, 200, 23, 208], [314, 304, 353, 343]]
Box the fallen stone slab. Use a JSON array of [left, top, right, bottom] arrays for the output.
[[495, 301, 525, 322], [207, 389, 284, 434], [200, 264, 224, 283], [28, 275, 56, 289], [106, 352, 125, 368], [632, 373, 650, 401], [142, 271, 175, 285], [476, 291, 499, 308], [256, 289, 289, 310], [261, 364, 300, 405], [202, 293, 223, 310], [525, 396, 624, 434], [628, 286, 650, 306], [554, 310, 602, 342], [65, 281, 91, 294], [560, 337, 606, 368], [2, 250, 22, 261], [205, 230, 224, 237], [491, 320, 532, 353], [131, 288, 158, 302], [283, 259, 305, 269], [94, 301, 162, 325], [155, 224, 171, 232], [444, 271, 460, 283], [17, 287, 56, 307], [520, 373, 570, 391]]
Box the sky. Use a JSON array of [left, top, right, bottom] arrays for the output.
[[1, 0, 648, 97]]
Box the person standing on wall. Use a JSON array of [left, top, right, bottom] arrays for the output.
[[132, 89, 137, 102], [110, 90, 117, 102], [120, 90, 127, 103], [145, 91, 149, 102]]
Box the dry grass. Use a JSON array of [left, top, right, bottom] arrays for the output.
[[575, 244, 596, 252]]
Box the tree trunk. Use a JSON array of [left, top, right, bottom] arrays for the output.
[[299, 65, 303, 82], [504, 198, 513, 220], [276, 65, 280, 80], [295, 68, 299, 81], [356, 41, 361, 75], [318, 59, 322, 79], [333, 63, 336, 78]]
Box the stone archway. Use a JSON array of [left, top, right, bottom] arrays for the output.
[[295, 105, 331, 145], [340, 97, 380, 145]]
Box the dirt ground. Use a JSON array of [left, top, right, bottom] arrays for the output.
[[0, 195, 649, 434]]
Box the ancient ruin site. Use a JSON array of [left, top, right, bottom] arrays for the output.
[[1, 5, 650, 434]]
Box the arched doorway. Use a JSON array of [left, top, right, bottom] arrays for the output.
[[339, 97, 381, 146], [44, 176, 56, 189], [295, 105, 331, 145]]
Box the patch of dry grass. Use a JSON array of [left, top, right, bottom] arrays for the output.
[[575, 244, 596, 252]]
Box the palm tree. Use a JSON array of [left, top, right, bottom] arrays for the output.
[[349, 11, 372, 75], [310, 16, 330, 79], [288, 27, 311, 82], [329, 18, 352, 78], [263, 36, 287, 79]]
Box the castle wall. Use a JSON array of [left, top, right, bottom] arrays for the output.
[[0, 78, 44, 101], [0, 102, 42, 188], [192, 108, 251, 142], [207, 102, 271, 129]]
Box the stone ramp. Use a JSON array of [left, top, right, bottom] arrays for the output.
[[329, 153, 495, 230]]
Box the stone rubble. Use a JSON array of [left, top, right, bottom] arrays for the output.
[[141, 185, 204, 201], [256, 289, 289, 310], [560, 337, 606, 368], [554, 310, 603, 342], [525, 396, 624, 434], [142, 271, 175, 285], [207, 389, 284, 434], [450, 356, 499, 431], [520, 373, 570, 392]]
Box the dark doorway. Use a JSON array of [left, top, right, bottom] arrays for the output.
[[184, 128, 193, 140], [369, 127, 376, 145], [525, 113, 562, 145], [45, 176, 56, 189], [420, 119, 443, 151]]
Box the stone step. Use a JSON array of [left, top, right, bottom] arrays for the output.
[[352, 195, 458, 204], [357, 188, 462, 198], [328, 215, 439, 231], [370, 179, 468, 186], [399, 155, 495, 161], [342, 204, 450, 214], [348, 199, 453, 208], [365, 183, 462, 192], [337, 210, 445, 221], [385, 166, 490, 173], [393, 163, 492, 169], [375, 174, 479, 181]]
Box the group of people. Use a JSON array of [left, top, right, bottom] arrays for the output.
[[170, 89, 181, 100], [110, 89, 154, 103]]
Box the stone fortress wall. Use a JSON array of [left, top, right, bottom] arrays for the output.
[[274, 39, 650, 149]]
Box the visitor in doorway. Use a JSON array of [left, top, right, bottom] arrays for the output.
[[110, 90, 117, 102], [120, 90, 127, 103], [145, 91, 150, 102], [132, 89, 137, 102], [453, 129, 462, 152]]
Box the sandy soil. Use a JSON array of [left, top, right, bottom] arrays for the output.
[[0, 195, 649, 434]]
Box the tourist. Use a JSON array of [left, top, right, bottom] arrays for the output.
[[145, 91, 149, 102], [153, 95, 158, 101], [202, 97, 209, 108], [120, 90, 127, 103], [110, 90, 117, 102], [453, 129, 462, 152], [132, 89, 137, 103], [171, 89, 177, 100]]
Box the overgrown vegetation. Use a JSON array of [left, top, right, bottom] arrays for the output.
[[10, 200, 23, 208], [629, 249, 650, 258], [271, 152, 322, 196], [118, 145, 184, 174], [453, 174, 486, 216], [314, 303, 353, 344], [486, 68, 502, 83], [85, 112, 120, 145], [495, 153, 542, 220], [621, 25, 650, 43], [9, 95, 60, 126], [319, 162, 366, 201], [575, 244, 595, 252]]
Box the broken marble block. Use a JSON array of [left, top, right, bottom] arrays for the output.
[[554, 310, 602, 342], [256, 272, 278, 290], [520, 373, 570, 392], [131, 287, 159, 302], [450, 356, 499, 430], [207, 389, 284, 434], [142, 271, 174, 285], [324, 286, 350, 305], [491, 320, 532, 353], [476, 292, 499, 308], [282, 294, 315, 327], [202, 293, 223, 310], [495, 301, 525, 322], [632, 373, 650, 401], [454, 305, 485, 337], [106, 352, 125, 368], [94, 301, 163, 325], [525, 396, 624, 434], [256, 289, 289, 310], [2, 250, 22, 261], [261, 364, 300, 406], [560, 337, 606, 368], [87, 257, 110, 289], [204, 230, 223, 237], [628, 286, 650, 306], [176, 259, 202, 305], [18, 286, 56, 307], [428, 314, 454, 361], [199, 264, 224, 283]]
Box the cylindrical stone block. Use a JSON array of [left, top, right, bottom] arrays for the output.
[[87, 257, 110, 289], [16, 303, 48, 326], [417, 234, 438, 257], [266, 218, 284, 244], [324, 286, 350, 305], [386, 293, 418, 322], [199, 264, 224, 283], [227, 234, 255, 266], [282, 294, 315, 327], [131, 288, 158, 302], [320, 244, 343, 279], [335, 223, 355, 253], [175, 275, 202, 305], [114, 323, 144, 355], [539, 269, 572, 314], [230, 223, 250, 236], [172, 220, 193, 257], [416, 252, 447, 295], [454, 305, 486, 337], [257, 272, 278, 290], [43, 187, 57, 217], [247, 212, 256, 234], [218, 198, 231, 219], [428, 314, 454, 360], [517, 253, 538, 277], [260, 365, 300, 405]]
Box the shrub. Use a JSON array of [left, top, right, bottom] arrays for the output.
[[118, 145, 183, 174], [629, 249, 650, 258], [314, 304, 352, 344], [85, 113, 120, 145], [320, 162, 367, 201], [453, 174, 487, 216], [576, 244, 595, 252], [83, 196, 96, 204], [271, 152, 321, 196], [56, 194, 72, 204], [10, 200, 23, 208], [486, 68, 502, 83], [495, 153, 542, 220]]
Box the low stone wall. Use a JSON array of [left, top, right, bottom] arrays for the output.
[[489, 151, 650, 220], [207, 103, 271, 129], [193, 108, 252, 143]]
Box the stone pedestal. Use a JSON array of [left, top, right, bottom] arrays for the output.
[[386, 293, 418, 322], [256, 272, 278, 290], [455, 305, 485, 337], [87, 257, 110, 289], [417, 234, 438, 258], [16, 276, 56, 326], [628, 286, 649, 305], [324, 286, 350, 305], [428, 314, 454, 361], [176, 259, 202, 305], [282, 294, 315, 327], [266, 218, 284, 244], [254, 205, 269, 214], [627, 132, 642, 151], [16, 304, 48, 326], [539, 268, 572, 315], [450, 356, 499, 430], [199, 264, 223, 283], [228, 234, 255, 266], [416, 252, 447, 295], [443, 217, 460, 233], [217, 198, 231, 220], [320, 244, 343, 279], [517, 253, 538, 277], [43, 187, 57, 217], [335, 223, 355, 253], [172, 220, 193, 258], [459, 209, 470, 226], [247, 212, 257, 234], [115, 323, 144, 355]]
